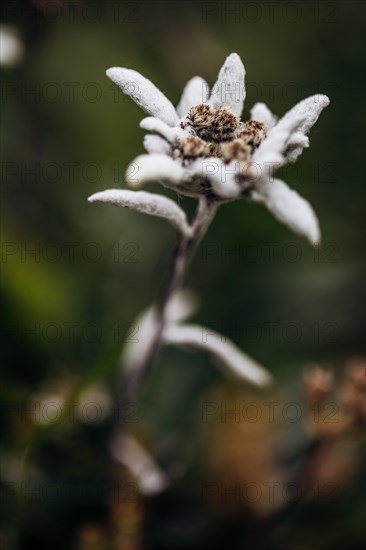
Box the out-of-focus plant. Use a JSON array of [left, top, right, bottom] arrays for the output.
[[201, 358, 365, 548]]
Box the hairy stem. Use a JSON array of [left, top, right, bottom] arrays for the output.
[[122, 196, 219, 399]]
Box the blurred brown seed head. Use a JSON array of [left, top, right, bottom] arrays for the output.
[[303, 365, 334, 404], [340, 357, 366, 428]]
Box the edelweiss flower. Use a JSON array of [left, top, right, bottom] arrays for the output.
[[93, 53, 329, 244]]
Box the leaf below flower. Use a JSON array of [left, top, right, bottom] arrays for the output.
[[163, 323, 273, 388], [88, 189, 191, 236]]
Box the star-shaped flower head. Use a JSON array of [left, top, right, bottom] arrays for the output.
[[95, 54, 329, 244]]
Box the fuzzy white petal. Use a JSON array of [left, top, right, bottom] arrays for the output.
[[106, 67, 179, 127], [250, 102, 278, 128], [163, 324, 272, 387], [176, 76, 209, 118], [140, 116, 186, 143], [208, 53, 246, 117], [126, 153, 186, 188], [143, 134, 170, 154], [88, 189, 191, 236], [253, 178, 321, 245]]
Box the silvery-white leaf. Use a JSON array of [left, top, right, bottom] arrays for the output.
[[163, 324, 272, 387], [110, 434, 169, 496], [176, 76, 209, 118], [253, 178, 320, 245], [165, 289, 199, 324], [121, 305, 158, 373], [208, 53, 246, 117], [140, 116, 186, 143], [143, 134, 170, 154], [88, 189, 191, 236], [106, 67, 179, 127], [250, 102, 278, 128]]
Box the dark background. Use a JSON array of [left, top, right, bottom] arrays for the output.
[[1, 1, 365, 548]]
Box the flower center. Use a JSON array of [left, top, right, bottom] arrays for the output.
[[179, 104, 267, 163]]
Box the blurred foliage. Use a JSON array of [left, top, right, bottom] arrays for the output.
[[1, 0, 365, 548]]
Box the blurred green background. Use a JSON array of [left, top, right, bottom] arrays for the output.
[[1, 1, 365, 548]]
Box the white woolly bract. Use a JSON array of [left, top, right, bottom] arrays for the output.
[[282, 94, 330, 135], [143, 134, 170, 154], [88, 189, 191, 236], [106, 67, 179, 127], [277, 94, 330, 162], [253, 114, 306, 170], [250, 102, 278, 129], [189, 157, 240, 199], [140, 116, 186, 143], [208, 53, 246, 117], [254, 178, 321, 245], [126, 153, 187, 190], [176, 76, 209, 118]]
